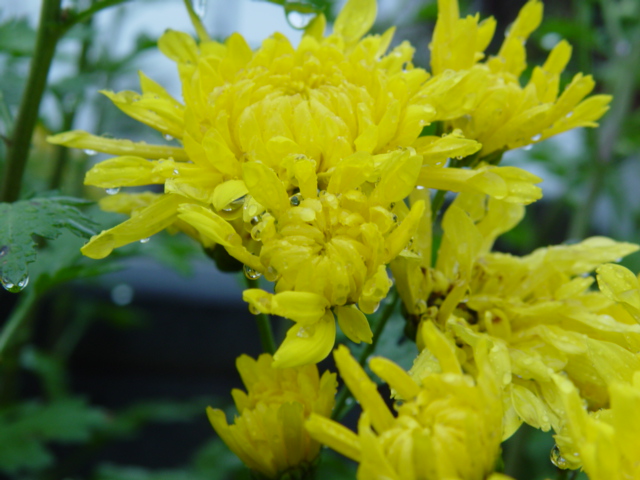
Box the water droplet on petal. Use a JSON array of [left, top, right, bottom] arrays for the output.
[[250, 216, 260, 226], [296, 326, 311, 338], [523, 144, 533, 151], [222, 195, 246, 212], [531, 133, 542, 142], [243, 265, 262, 280], [265, 266, 278, 281], [2, 274, 29, 293], [140, 237, 150, 244], [290, 194, 302, 206], [565, 111, 574, 119], [550, 445, 568, 469], [163, 134, 174, 141], [105, 187, 120, 195], [191, 0, 207, 18], [286, 9, 315, 29], [173, 169, 179, 176], [84, 149, 97, 156]]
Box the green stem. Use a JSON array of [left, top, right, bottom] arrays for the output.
[[49, 110, 76, 191], [57, 0, 130, 37], [430, 189, 447, 223], [0, 289, 38, 360], [0, 0, 62, 202], [331, 289, 399, 420], [245, 277, 277, 354], [0, 91, 13, 135], [182, 0, 212, 42], [49, 16, 93, 191]]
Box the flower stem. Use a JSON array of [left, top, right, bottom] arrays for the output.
[[57, 0, 130, 37], [331, 289, 399, 420], [0, 289, 38, 361], [245, 277, 277, 355], [49, 16, 93, 191], [182, 0, 211, 42], [0, 0, 62, 202]]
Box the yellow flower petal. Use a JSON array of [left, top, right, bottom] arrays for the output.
[[385, 199, 425, 262], [211, 179, 248, 212], [370, 148, 422, 205], [101, 90, 184, 140], [333, 0, 376, 45], [333, 345, 395, 433], [273, 310, 336, 368], [419, 320, 462, 375], [305, 413, 361, 462], [304, 13, 326, 41], [369, 356, 421, 400], [177, 203, 241, 248], [272, 291, 330, 325], [334, 305, 372, 344], [81, 194, 187, 259], [84, 156, 165, 188], [47, 130, 188, 160], [242, 162, 289, 214], [158, 29, 199, 64], [597, 264, 640, 322]]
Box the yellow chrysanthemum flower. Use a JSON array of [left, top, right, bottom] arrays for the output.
[[393, 192, 640, 437], [47, 0, 547, 366], [207, 353, 337, 479], [552, 372, 640, 478], [48, 0, 498, 260], [45, 0, 580, 372], [431, 0, 612, 156], [305, 343, 507, 480]]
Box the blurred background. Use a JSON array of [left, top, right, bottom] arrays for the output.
[[0, 0, 638, 479]]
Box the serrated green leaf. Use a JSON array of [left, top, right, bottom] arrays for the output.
[[0, 398, 107, 474], [107, 397, 214, 437], [29, 231, 120, 295], [15, 398, 107, 442], [0, 196, 98, 289]]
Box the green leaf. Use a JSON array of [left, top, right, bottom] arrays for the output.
[[107, 397, 214, 437], [192, 439, 247, 480], [28, 231, 119, 295], [0, 196, 98, 291], [95, 465, 201, 480], [0, 398, 107, 474], [0, 18, 37, 56]]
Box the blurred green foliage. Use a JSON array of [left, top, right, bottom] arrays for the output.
[[0, 0, 638, 479]]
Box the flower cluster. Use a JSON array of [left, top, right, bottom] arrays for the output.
[[306, 343, 506, 480], [207, 353, 336, 479], [49, 0, 561, 366], [48, 0, 640, 478], [394, 193, 640, 437]]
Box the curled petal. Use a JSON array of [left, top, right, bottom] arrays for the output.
[[273, 310, 336, 368]]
